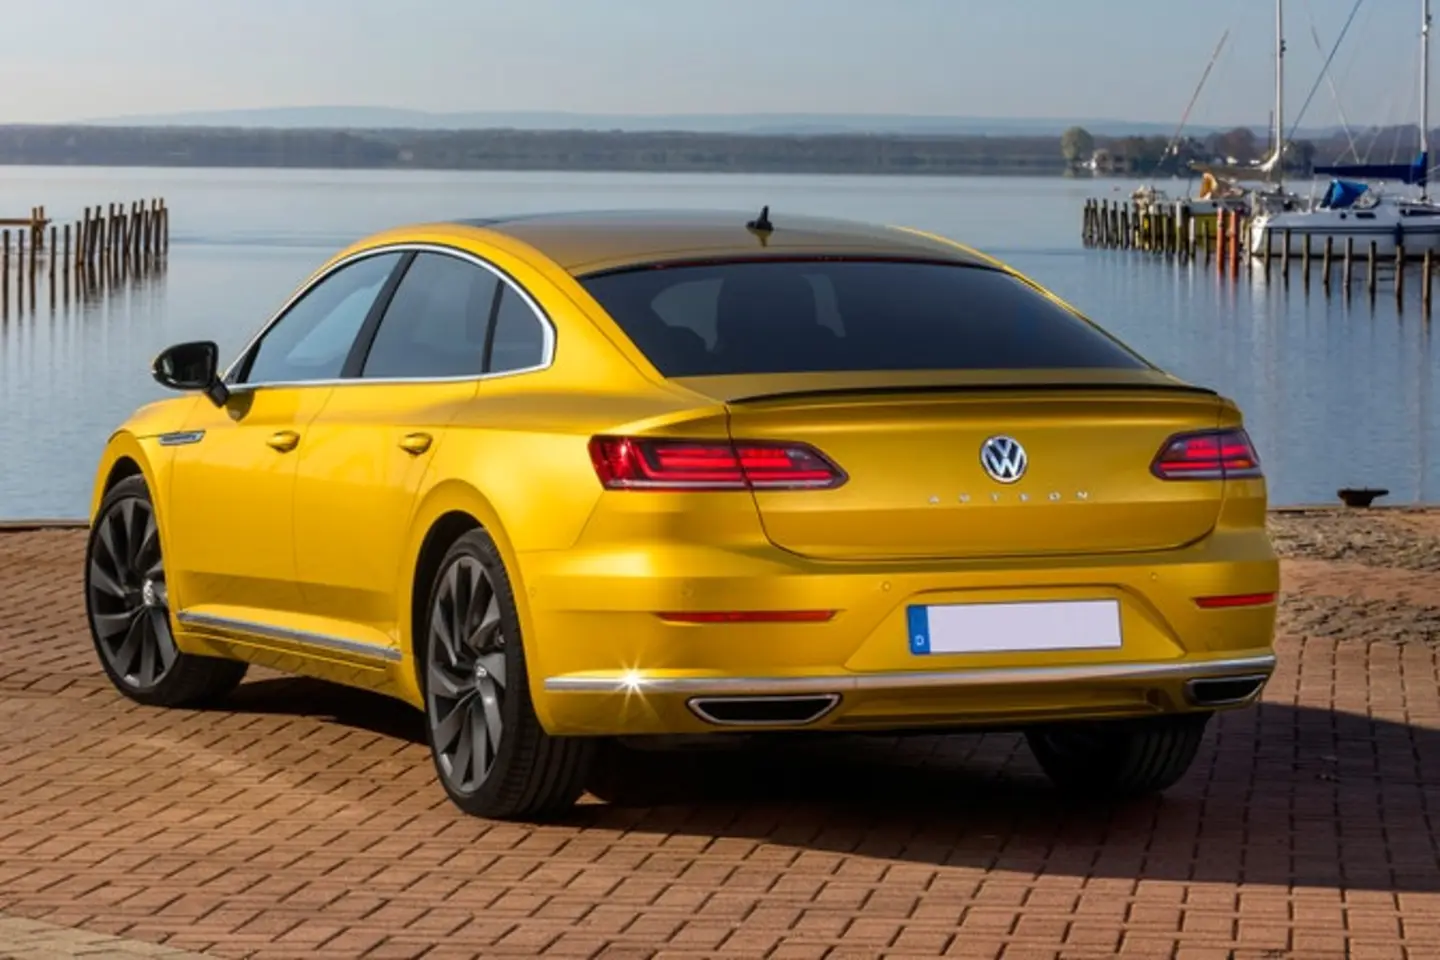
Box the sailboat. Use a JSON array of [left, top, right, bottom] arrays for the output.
[[1186, 0, 1313, 217], [1249, 0, 1440, 258]]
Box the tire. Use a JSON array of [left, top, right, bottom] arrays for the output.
[[421, 528, 594, 820], [1024, 713, 1211, 800], [84, 475, 248, 708]]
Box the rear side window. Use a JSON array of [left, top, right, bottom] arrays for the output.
[[488, 286, 548, 374], [578, 260, 1147, 376], [361, 252, 499, 379]]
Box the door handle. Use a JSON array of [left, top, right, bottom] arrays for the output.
[[399, 432, 433, 456], [266, 430, 301, 453]]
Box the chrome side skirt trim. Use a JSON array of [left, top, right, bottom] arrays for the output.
[[177, 611, 402, 663], [543, 654, 1277, 696]]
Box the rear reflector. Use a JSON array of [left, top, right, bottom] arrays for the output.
[[1194, 592, 1277, 609], [657, 610, 837, 624], [589, 436, 846, 491], [1152, 428, 1263, 481]]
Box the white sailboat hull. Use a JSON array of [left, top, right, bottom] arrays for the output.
[[1249, 207, 1440, 258]]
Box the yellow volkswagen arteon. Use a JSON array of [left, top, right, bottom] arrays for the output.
[[85, 209, 1278, 819]]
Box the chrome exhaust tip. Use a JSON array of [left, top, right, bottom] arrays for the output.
[[687, 693, 840, 727], [1183, 674, 1269, 708]]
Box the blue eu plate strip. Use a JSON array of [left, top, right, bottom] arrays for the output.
[[907, 606, 931, 655]]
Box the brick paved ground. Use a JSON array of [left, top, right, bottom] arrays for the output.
[[0, 514, 1437, 959]]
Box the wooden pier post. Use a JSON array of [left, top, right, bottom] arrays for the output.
[[62, 223, 70, 274], [1368, 241, 1378, 296], [1344, 237, 1354, 288], [1281, 229, 1292, 280], [1, 231, 8, 310], [1322, 237, 1333, 291], [1301, 234, 1311, 285], [48, 225, 56, 274], [1396, 245, 1407, 301], [1230, 213, 1242, 275], [1424, 249, 1434, 311], [1214, 212, 1225, 271]]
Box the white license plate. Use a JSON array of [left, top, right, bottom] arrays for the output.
[[907, 599, 1122, 655]]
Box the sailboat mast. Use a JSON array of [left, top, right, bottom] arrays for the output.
[[1275, 0, 1286, 189], [1423, 0, 1431, 198]]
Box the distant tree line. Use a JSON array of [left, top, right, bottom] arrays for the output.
[[0, 125, 1066, 175], [1063, 123, 1436, 178], [0, 123, 1430, 177]]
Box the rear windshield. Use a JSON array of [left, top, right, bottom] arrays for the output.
[[578, 259, 1147, 377]]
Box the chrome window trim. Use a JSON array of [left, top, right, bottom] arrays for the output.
[[221, 241, 557, 390], [177, 610, 403, 663]]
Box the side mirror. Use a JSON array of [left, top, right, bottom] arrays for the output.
[[152, 341, 229, 406]]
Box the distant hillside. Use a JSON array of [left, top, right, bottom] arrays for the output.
[[79, 106, 1342, 140]]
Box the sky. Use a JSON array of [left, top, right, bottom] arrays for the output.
[[0, 0, 1431, 128]]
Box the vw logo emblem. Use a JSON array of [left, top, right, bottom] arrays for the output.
[[980, 436, 1027, 484]]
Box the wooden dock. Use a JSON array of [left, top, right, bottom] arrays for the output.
[[1082, 196, 1438, 312], [0, 199, 169, 315]]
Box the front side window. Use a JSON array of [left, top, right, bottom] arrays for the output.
[[239, 252, 403, 384], [579, 259, 1149, 377], [360, 252, 500, 379]]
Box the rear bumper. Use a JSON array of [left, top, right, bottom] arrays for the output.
[[544, 653, 1276, 697], [539, 651, 1275, 734], [517, 529, 1279, 736]]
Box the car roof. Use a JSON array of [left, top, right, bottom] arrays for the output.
[[444, 209, 994, 276]]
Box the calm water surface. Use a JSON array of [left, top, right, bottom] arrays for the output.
[[0, 167, 1435, 517]]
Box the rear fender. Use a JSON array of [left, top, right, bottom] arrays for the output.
[[395, 478, 525, 708]]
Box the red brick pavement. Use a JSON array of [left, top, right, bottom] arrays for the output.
[[1, 526, 1437, 959]]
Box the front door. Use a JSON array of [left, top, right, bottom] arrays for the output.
[[165, 250, 407, 625], [291, 250, 501, 652]]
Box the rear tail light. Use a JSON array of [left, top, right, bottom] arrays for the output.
[[1151, 428, 1262, 481], [589, 436, 846, 491]]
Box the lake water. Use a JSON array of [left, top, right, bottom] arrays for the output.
[[0, 166, 1435, 518]]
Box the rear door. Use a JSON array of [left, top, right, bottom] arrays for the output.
[[578, 258, 1229, 562], [290, 250, 555, 650], [290, 250, 500, 650]]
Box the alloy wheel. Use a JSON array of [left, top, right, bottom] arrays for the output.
[[426, 556, 508, 795], [87, 496, 178, 689]]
